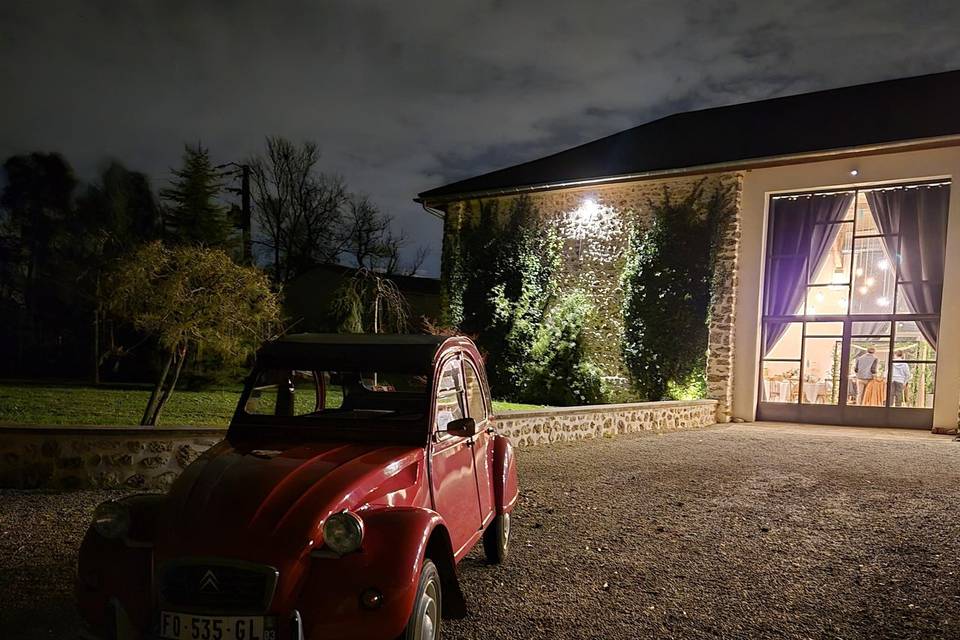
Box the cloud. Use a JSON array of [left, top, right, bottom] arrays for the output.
[[2, 0, 959, 275]]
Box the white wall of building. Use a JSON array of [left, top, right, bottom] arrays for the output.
[[734, 145, 960, 431]]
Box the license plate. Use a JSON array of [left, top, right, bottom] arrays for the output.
[[158, 612, 277, 640]]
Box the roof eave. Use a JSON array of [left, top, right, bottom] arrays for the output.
[[415, 133, 960, 209]]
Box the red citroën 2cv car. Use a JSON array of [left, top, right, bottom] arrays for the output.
[[76, 334, 518, 640]]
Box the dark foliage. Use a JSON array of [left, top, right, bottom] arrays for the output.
[[0, 154, 162, 380], [622, 181, 733, 400], [446, 196, 561, 399]]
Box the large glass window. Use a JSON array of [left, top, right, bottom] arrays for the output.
[[760, 181, 949, 415]]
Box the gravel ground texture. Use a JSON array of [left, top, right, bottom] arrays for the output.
[[1, 423, 958, 639]]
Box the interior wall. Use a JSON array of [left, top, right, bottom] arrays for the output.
[[734, 145, 960, 431]]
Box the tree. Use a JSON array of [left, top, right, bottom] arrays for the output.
[[73, 162, 161, 382], [621, 182, 733, 400], [161, 144, 234, 249], [330, 267, 410, 334], [0, 152, 77, 316], [341, 194, 428, 276], [0, 152, 78, 371], [249, 137, 347, 283], [108, 241, 281, 425]]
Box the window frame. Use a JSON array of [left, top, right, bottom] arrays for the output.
[[432, 353, 468, 440], [760, 180, 947, 413], [462, 358, 490, 424]]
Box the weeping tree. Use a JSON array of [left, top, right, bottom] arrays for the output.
[[622, 181, 734, 400], [330, 268, 410, 334], [108, 241, 281, 425]]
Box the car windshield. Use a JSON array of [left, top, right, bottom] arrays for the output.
[[241, 368, 430, 427]]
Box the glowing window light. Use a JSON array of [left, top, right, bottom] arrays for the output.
[[877, 259, 889, 271], [855, 268, 864, 277], [858, 286, 869, 295], [877, 296, 890, 306], [865, 277, 875, 287], [815, 292, 825, 302]]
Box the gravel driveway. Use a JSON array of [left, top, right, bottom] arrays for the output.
[[2, 423, 958, 639]]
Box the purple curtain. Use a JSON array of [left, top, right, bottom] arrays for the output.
[[763, 192, 855, 355], [866, 184, 950, 349]]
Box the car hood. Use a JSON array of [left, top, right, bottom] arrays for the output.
[[155, 438, 425, 560]]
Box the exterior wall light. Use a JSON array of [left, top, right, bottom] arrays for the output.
[[569, 198, 600, 260], [572, 198, 600, 230]]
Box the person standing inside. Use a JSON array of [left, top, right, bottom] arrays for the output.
[[854, 346, 879, 405], [891, 350, 912, 407]]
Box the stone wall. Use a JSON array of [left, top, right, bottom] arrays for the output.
[[0, 400, 717, 489], [0, 425, 226, 490], [493, 399, 718, 447], [441, 172, 744, 414], [705, 175, 744, 422]]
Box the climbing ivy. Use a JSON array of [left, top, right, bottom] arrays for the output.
[[621, 181, 733, 401], [444, 196, 561, 399]]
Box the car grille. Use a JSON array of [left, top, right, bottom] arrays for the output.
[[158, 559, 279, 614]]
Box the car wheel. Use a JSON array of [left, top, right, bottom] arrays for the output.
[[402, 559, 442, 640], [482, 512, 510, 564]]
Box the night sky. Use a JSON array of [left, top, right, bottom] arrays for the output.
[[3, 1, 960, 275]]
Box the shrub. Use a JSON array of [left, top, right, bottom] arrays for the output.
[[622, 181, 732, 400], [522, 291, 604, 406]]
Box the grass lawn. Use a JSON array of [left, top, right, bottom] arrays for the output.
[[0, 383, 544, 427]]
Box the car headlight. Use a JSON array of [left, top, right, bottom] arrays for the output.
[[322, 511, 364, 555], [92, 500, 131, 539]]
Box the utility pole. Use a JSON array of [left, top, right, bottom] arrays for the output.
[[217, 162, 252, 264], [240, 164, 251, 264]]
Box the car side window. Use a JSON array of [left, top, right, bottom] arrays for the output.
[[434, 357, 465, 432], [463, 360, 488, 423]]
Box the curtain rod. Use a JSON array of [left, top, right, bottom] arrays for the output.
[[771, 180, 951, 200]]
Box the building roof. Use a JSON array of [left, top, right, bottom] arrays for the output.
[[417, 69, 960, 203]]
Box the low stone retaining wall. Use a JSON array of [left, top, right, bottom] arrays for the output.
[[0, 425, 226, 490], [0, 399, 717, 490], [492, 399, 718, 447]]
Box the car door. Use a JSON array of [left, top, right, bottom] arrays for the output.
[[462, 356, 495, 526], [429, 354, 483, 556]]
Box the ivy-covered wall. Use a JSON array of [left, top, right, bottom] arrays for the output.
[[440, 171, 744, 414]]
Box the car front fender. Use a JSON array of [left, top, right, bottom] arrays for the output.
[[296, 506, 465, 640], [75, 495, 165, 637]]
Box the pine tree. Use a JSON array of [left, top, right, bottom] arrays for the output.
[[160, 144, 233, 249]]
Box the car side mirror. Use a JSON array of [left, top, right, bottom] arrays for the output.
[[445, 417, 476, 438]]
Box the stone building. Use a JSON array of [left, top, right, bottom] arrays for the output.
[[417, 69, 960, 433]]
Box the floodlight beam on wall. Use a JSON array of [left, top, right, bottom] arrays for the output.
[[569, 197, 601, 259]]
